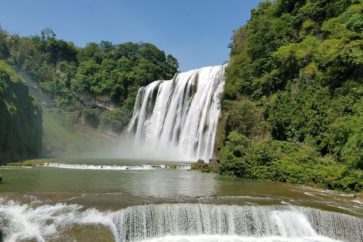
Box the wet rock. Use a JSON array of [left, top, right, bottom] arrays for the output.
[[191, 159, 207, 170], [354, 193, 363, 203], [209, 158, 220, 164], [49, 224, 114, 242], [167, 164, 177, 169]]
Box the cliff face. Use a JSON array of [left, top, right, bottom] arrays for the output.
[[0, 61, 42, 164]]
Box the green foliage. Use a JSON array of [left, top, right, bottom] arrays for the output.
[[99, 108, 131, 133], [219, 132, 363, 191], [221, 0, 363, 191], [42, 109, 113, 156], [72, 42, 178, 107], [81, 108, 101, 128], [0, 60, 42, 164], [0, 27, 178, 133], [0, 28, 10, 59], [225, 100, 268, 138]]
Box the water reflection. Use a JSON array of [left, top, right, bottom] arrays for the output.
[[0, 162, 362, 216], [122, 170, 217, 198]]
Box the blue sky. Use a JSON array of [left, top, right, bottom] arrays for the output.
[[0, 0, 261, 71]]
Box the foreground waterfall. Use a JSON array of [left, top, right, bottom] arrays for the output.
[[1, 202, 362, 242], [127, 65, 226, 161]]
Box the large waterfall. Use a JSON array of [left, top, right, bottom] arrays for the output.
[[1, 202, 362, 242], [127, 65, 226, 161]]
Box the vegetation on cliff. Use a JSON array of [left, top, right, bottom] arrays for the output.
[[0, 27, 178, 158], [220, 0, 363, 191], [0, 28, 178, 132], [0, 60, 42, 163]]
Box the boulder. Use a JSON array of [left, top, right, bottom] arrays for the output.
[[191, 159, 206, 170], [209, 158, 220, 164]]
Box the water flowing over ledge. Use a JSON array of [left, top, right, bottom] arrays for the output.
[[44, 163, 160, 170], [127, 65, 226, 162], [43, 163, 191, 170], [141, 235, 339, 242], [0, 202, 362, 242]]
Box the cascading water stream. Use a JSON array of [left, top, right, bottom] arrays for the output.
[[127, 65, 226, 161], [1, 202, 362, 242]]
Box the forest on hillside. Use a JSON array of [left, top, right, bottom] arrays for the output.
[[0, 28, 178, 162], [0, 28, 178, 132], [219, 0, 363, 191], [0, 60, 42, 163]]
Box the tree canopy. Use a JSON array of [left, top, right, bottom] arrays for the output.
[[0, 27, 179, 132], [0, 60, 42, 163], [220, 0, 363, 191]]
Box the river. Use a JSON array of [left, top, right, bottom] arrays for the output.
[[0, 159, 362, 242]]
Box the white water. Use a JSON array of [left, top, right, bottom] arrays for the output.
[[43, 163, 192, 170], [142, 235, 339, 242], [127, 65, 226, 161], [43, 163, 160, 170], [1, 202, 362, 242]]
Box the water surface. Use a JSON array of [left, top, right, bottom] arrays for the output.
[[0, 159, 361, 216]]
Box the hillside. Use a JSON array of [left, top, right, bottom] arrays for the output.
[[0, 60, 42, 163], [219, 0, 363, 191], [0, 28, 179, 159], [0, 28, 178, 134]]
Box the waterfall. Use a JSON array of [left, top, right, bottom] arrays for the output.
[[114, 204, 362, 242], [1, 201, 362, 242], [127, 65, 226, 161]]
